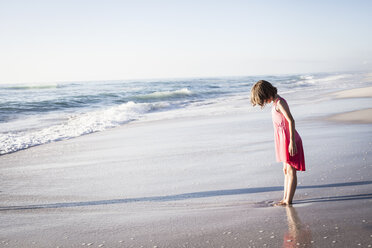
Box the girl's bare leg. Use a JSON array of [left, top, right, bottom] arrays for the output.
[[285, 164, 297, 205], [282, 163, 288, 203], [274, 163, 288, 206]]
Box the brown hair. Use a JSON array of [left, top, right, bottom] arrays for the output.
[[250, 80, 277, 107]]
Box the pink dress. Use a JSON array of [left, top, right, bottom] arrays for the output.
[[272, 96, 305, 171]]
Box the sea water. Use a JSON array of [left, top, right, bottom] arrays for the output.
[[0, 72, 368, 155]]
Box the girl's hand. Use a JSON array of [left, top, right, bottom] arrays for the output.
[[289, 141, 297, 156]]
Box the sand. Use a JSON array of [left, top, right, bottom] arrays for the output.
[[1, 87, 372, 247], [332, 86, 372, 99], [325, 86, 372, 124]]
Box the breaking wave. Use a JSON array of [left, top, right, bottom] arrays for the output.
[[0, 101, 169, 155]]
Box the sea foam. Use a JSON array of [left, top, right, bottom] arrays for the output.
[[0, 101, 169, 155], [135, 88, 194, 101]]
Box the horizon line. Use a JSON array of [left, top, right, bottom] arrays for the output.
[[0, 69, 367, 85]]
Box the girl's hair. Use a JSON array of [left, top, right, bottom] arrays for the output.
[[250, 80, 277, 107]]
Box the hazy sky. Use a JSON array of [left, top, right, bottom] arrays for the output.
[[1, 0, 371, 84]]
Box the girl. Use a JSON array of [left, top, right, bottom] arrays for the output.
[[251, 80, 305, 206]]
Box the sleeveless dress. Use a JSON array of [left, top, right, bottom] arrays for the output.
[[272, 96, 305, 171]]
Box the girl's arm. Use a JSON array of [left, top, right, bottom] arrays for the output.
[[277, 100, 298, 156]]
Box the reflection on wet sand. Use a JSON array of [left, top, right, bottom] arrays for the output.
[[283, 207, 312, 248]]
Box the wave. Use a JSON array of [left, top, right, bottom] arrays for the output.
[[134, 88, 194, 101], [299, 75, 314, 80], [0, 92, 123, 116], [1, 83, 61, 90], [290, 73, 354, 89], [240, 83, 254, 87], [0, 101, 170, 155], [300, 73, 352, 83]]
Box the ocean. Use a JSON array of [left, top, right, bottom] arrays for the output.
[[0, 72, 366, 155]]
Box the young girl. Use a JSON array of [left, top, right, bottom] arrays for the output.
[[251, 80, 305, 206]]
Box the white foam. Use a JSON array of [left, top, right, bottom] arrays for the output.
[[302, 73, 353, 87], [0, 101, 170, 155], [137, 88, 193, 100], [300, 75, 314, 80]]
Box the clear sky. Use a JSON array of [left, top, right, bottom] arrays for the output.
[[1, 0, 371, 84]]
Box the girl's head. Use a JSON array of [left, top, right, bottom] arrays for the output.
[[250, 80, 277, 107]]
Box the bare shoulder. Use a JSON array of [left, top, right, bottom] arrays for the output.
[[277, 97, 294, 120], [277, 97, 289, 110]]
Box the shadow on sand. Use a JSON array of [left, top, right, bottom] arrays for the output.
[[294, 193, 372, 204], [1, 180, 372, 211]]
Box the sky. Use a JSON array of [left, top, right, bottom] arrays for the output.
[[0, 0, 371, 84]]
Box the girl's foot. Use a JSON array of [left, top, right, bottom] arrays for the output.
[[273, 201, 292, 207], [273, 201, 287, 206], [275, 199, 285, 205]]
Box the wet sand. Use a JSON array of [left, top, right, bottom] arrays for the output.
[[1, 87, 372, 247], [326, 108, 372, 124]]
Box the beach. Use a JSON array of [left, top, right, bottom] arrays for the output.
[[327, 86, 372, 124], [1, 79, 372, 247]]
